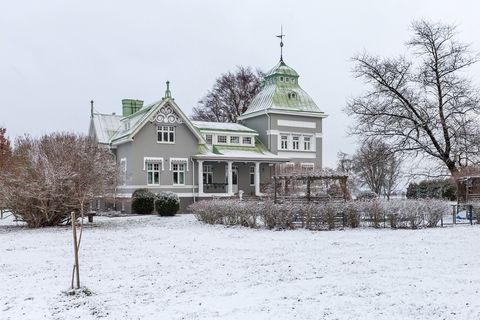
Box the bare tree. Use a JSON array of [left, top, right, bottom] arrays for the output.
[[0, 128, 11, 171], [346, 20, 480, 188], [0, 133, 118, 227], [352, 139, 403, 199], [192, 66, 263, 122]]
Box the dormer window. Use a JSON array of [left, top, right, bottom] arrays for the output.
[[280, 76, 284, 82], [242, 136, 252, 145], [288, 92, 297, 99], [205, 134, 213, 145], [217, 135, 227, 144]]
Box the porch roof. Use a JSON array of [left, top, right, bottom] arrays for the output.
[[192, 144, 289, 162]]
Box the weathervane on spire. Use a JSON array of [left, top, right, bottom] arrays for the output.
[[276, 25, 285, 62]]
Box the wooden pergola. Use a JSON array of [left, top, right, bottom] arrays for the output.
[[273, 173, 349, 203]]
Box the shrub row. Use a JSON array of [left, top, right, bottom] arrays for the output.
[[132, 189, 179, 216], [189, 198, 449, 230]]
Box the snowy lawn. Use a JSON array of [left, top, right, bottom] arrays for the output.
[[1, 214, 479, 320]]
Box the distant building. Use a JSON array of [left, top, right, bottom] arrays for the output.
[[89, 54, 327, 212]]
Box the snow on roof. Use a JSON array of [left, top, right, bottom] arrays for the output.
[[92, 112, 123, 144], [193, 144, 288, 162], [191, 121, 257, 133], [240, 60, 326, 118]]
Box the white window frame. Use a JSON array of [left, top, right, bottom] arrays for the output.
[[278, 133, 316, 152], [146, 162, 161, 185], [230, 136, 240, 144], [242, 136, 252, 145], [143, 157, 164, 170], [280, 135, 288, 150], [292, 136, 300, 150], [169, 158, 189, 171], [217, 135, 227, 144], [205, 134, 213, 145], [172, 163, 186, 186], [157, 125, 175, 144], [303, 136, 312, 151], [203, 164, 213, 185]]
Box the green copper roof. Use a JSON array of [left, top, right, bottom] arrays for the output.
[[240, 60, 323, 117], [265, 60, 299, 78]]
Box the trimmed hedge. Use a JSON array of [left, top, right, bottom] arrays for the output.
[[189, 198, 449, 230], [131, 189, 155, 214], [155, 191, 180, 216]]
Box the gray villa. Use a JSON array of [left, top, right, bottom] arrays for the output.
[[89, 57, 327, 212]]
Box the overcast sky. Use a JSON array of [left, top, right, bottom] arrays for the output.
[[1, 0, 480, 167]]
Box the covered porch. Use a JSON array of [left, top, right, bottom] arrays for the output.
[[194, 157, 288, 198]]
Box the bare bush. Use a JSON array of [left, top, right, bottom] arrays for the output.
[[0, 133, 118, 228], [190, 198, 449, 231]]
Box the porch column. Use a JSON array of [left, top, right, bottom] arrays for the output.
[[227, 161, 233, 195], [255, 162, 261, 196], [198, 160, 204, 196]]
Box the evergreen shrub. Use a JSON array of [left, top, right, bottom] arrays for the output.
[[131, 188, 155, 214], [155, 191, 180, 216]]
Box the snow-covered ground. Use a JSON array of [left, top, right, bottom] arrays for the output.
[[1, 214, 479, 320]]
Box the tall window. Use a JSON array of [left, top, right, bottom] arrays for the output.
[[172, 163, 185, 185], [157, 126, 175, 143], [205, 134, 213, 145], [203, 164, 213, 185], [230, 136, 240, 144], [303, 136, 311, 151], [217, 135, 227, 144], [242, 136, 252, 145], [280, 135, 288, 149], [147, 162, 160, 185], [249, 166, 255, 185], [292, 136, 300, 150]]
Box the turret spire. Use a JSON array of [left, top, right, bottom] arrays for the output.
[[276, 25, 285, 62]]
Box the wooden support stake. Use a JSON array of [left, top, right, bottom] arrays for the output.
[[71, 212, 80, 289]]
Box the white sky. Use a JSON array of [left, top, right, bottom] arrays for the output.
[[1, 0, 480, 167]]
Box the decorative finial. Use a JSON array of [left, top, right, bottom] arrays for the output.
[[164, 80, 172, 99], [276, 25, 285, 62], [90, 100, 94, 118]]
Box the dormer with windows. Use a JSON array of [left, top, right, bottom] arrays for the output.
[[191, 121, 258, 148]]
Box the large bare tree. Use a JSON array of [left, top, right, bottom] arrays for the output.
[[192, 66, 263, 122], [346, 20, 480, 186], [352, 139, 403, 199]]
